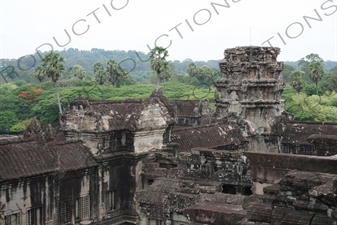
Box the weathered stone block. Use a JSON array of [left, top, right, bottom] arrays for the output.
[[271, 207, 315, 225], [184, 202, 246, 225]]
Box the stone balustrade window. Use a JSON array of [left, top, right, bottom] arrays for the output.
[[105, 190, 117, 212], [147, 219, 164, 225], [58, 201, 71, 224], [28, 207, 42, 225], [5, 213, 20, 225], [75, 195, 90, 220]]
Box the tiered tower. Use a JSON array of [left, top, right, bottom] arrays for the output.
[[215, 46, 285, 152]]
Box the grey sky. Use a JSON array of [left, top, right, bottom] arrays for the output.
[[1, 0, 336, 61]]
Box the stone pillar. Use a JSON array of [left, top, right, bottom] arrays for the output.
[[215, 46, 285, 152]]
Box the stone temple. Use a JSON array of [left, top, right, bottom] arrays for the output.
[[1, 46, 337, 225]]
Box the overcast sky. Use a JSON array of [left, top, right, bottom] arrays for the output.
[[1, 0, 336, 62]]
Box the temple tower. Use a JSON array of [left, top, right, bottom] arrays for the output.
[[215, 46, 285, 152]]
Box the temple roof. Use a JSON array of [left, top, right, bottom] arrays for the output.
[[0, 119, 96, 181], [172, 124, 246, 152], [61, 90, 177, 132], [170, 100, 201, 117], [0, 139, 96, 181], [281, 121, 337, 145]]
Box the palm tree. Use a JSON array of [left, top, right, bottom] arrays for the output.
[[41, 52, 65, 113], [187, 62, 197, 77], [106, 59, 127, 87], [308, 61, 324, 95], [71, 65, 85, 80], [298, 53, 325, 95], [291, 70, 306, 96], [149, 46, 169, 89], [94, 62, 106, 85], [34, 65, 45, 88]]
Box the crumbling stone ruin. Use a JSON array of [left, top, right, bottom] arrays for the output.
[[281, 121, 337, 156], [171, 99, 213, 127], [1, 46, 337, 225], [60, 89, 176, 154], [136, 145, 252, 225], [243, 152, 337, 225], [215, 46, 291, 154]]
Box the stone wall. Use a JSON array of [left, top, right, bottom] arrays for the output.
[[308, 134, 337, 156], [245, 152, 337, 186], [279, 121, 337, 156]]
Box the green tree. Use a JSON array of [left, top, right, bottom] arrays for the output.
[[304, 84, 323, 96], [94, 62, 106, 85], [187, 62, 218, 90], [187, 62, 197, 78], [291, 70, 306, 96], [150, 63, 176, 84], [320, 74, 337, 94], [161, 63, 175, 82], [309, 61, 325, 95], [298, 53, 324, 75], [10, 118, 32, 133], [0, 111, 18, 134], [0, 85, 34, 122], [34, 65, 45, 88], [298, 53, 325, 95], [71, 65, 86, 80], [149, 46, 170, 89], [41, 51, 65, 113], [106, 59, 127, 87]]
